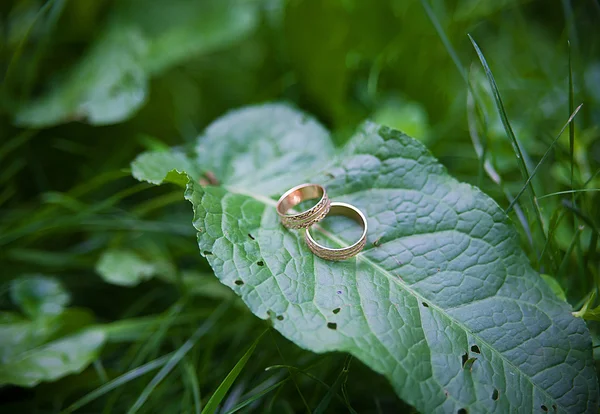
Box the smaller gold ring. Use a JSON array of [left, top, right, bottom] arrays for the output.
[[276, 183, 330, 229], [305, 202, 367, 261]]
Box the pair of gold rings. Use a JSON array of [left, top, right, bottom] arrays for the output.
[[275, 183, 367, 261]]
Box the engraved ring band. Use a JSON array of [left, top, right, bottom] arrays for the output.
[[276, 183, 331, 229], [304, 202, 368, 261]]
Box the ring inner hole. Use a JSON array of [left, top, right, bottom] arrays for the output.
[[280, 186, 323, 214], [310, 209, 363, 249]]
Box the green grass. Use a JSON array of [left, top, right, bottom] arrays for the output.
[[1, 0, 599, 412]]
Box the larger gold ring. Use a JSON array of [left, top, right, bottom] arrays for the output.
[[276, 183, 330, 229], [305, 202, 367, 261]]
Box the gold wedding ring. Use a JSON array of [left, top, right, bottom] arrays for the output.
[[276, 183, 330, 229], [305, 202, 367, 261]]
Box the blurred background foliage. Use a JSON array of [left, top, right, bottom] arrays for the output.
[[0, 0, 599, 412]]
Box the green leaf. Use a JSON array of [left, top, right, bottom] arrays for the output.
[[10, 275, 70, 318], [540, 274, 567, 302], [132, 103, 334, 194], [194, 103, 334, 195], [131, 149, 199, 187], [96, 249, 157, 287], [15, 26, 148, 127], [574, 292, 600, 322], [0, 312, 54, 363], [201, 330, 266, 414], [132, 104, 599, 413], [0, 328, 106, 387], [0, 308, 95, 362], [15, 0, 259, 127]]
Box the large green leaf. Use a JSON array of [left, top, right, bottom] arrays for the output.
[[10, 275, 70, 318], [15, 0, 259, 127], [132, 104, 599, 413], [2, 275, 103, 387], [0, 328, 106, 387], [96, 248, 158, 287]]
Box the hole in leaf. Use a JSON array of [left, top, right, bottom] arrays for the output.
[[492, 389, 499, 401], [541, 405, 548, 412], [471, 345, 480, 354], [325, 172, 335, 179], [234, 280, 244, 286], [552, 405, 556, 411], [422, 302, 429, 308], [257, 260, 264, 266], [337, 290, 342, 294], [463, 357, 477, 370], [333, 308, 341, 314], [327, 322, 337, 330], [203, 251, 213, 256], [276, 315, 284, 321], [457, 409, 467, 414], [248, 233, 255, 240], [461, 353, 468, 367], [373, 239, 381, 247]]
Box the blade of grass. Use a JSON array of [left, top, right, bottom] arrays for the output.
[[1, 0, 62, 96], [566, 41, 585, 286], [557, 226, 584, 279], [127, 302, 229, 414], [62, 353, 173, 413], [183, 359, 202, 414], [0, 130, 37, 161], [538, 169, 600, 270], [538, 208, 564, 272], [128, 301, 186, 369], [573, 292, 597, 318], [537, 189, 600, 200], [201, 329, 268, 414], [467, 89, 533, 246], [584, 198, 600, 288], [265, 363, 355, 410], [265, 365, 333, 390], [561, 200, 600, 237], [468, 34, 547, 243], [562, 1, 579, 51], [313, 356, 354, 414], [506, 104, 583, 212], [421, 0, 490, 188], [269, 331, 312, 414], [93, 360, 109, 384], [421, 0, 537, 250], [224, 378, 289, 414], [568, 41, 576, 197]]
